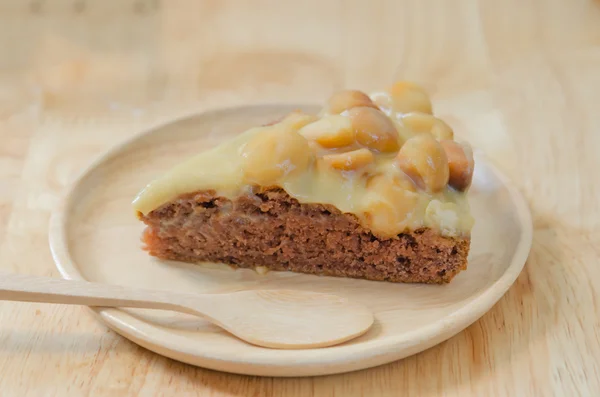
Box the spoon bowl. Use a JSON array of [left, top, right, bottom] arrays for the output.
[[201, 289, 374, 349]]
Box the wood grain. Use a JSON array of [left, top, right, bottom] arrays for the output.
[[0, 0, 599, 395]]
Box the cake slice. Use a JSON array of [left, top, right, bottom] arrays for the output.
[[133, 82, 475, 283]]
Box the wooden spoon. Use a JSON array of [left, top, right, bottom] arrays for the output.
[[0, 273, 374, 349]]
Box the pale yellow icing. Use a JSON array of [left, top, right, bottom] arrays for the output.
[[133, 83, 475, 238]]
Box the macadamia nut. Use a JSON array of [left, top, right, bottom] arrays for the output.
[[363, 174, 420, 236], [280, 111, 318, 131], [440, 140, 474, 191], [242, 127, 312, 185], [395, 134, 449, 192], [322, 148, 374, 171], [401, 112, 454, 140], [390, 81, 433, 114], [346, 107, 400, 152], [327, 90, 378, 114], [299, 115, 355, 148]]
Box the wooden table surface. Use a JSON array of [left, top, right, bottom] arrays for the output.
[[1, 0, 599, 395]]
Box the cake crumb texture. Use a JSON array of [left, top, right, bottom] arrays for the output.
[[139, 188, 470, 284]]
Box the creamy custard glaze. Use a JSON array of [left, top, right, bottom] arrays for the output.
[[133, 83, 475, 238]]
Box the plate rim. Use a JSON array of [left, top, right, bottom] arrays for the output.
[[48, 104, 533, 377]]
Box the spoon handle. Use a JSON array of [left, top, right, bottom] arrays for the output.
[[0, 272, 193, 312]]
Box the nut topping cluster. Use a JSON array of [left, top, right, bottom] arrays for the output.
[[239, 81, 475, 235]]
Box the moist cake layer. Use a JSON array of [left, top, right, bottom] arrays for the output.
[[139, 188, 469, 284]]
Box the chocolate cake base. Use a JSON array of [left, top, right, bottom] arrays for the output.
[[139, 188, 470, 283]]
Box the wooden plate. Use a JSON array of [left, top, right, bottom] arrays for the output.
[[49, 104, 532, 377]]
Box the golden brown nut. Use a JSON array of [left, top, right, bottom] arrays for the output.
[[242, 127, 311, 185], [327, 90, 378, 114], [322, 148, 374, 171], [440, 140, 474, 191], [430, 119, 454, 140], [261, 111, 315, 129], [298, 115, 355, 148], [367, 171, 417, 193], [401, 112, 454, 140], [399, 112, 434, 133], [393, 119, 417, 144], [390, 81, 433, 114], [369, 91, 392, 113], [395, 134, 449, 192], [346, 107, 400, 152], [280, 111, 318, 131], [362, 173, 420, 237]]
